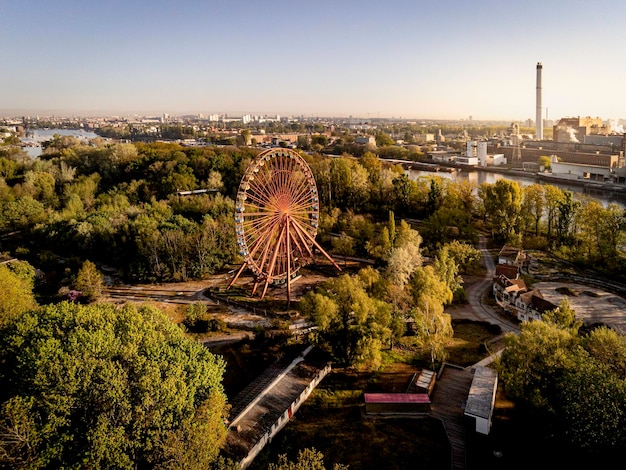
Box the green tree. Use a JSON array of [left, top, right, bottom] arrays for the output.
[[374, 131, 395, 147], [0, 302, 228, 469], [498, 320, 626, 453], [542, 297, 582, 332], [331, 232, 355, 266], [537, 155, 551, 170], [521, 183, 545, 237], [555, 190, 580, 247], [391, 173, 414, 216], [576, 200, 625, 264], [384, 220, 423, 287], [74, 260, 105, 302], [439, 240, 481, 274], [269, 448, 348, 470], [582, 326, 626, 377], [426, 177, 443, 215], [432, 249, 462, 305], [0, 261, 37, 326], [543, 184, 564, 246], [411, 295, 453, 368], [479, 179, 522, 242], [497, 320, 578, 409], [300, 274, 391, 368], [1, 196, 47, 230]]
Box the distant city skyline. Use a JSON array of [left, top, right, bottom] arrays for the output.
[[3, 1, 626, 122]]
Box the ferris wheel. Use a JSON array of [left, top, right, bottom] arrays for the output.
[[228, 148, 340, 303]]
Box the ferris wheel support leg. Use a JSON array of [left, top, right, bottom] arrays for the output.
[[291, 218, 342, 272], [261, 278, 270, 299], [311, 238, 342, 271], [286, 220, 292, 307], [261, 223, 287, 299], [228, 262, 248, 290]]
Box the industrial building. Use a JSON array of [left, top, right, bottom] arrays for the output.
[[552, 116, 611, 143]]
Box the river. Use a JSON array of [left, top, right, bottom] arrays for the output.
[[406, 166, 626, 208], [22, 128, 101, 158]]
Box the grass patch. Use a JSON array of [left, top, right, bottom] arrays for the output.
[[446, 320, 503, 367]]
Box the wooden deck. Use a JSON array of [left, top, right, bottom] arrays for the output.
[[222, 347, 329, 467], [429, 364, 475, 470]]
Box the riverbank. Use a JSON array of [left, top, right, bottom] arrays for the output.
[[407, 158, 626, 200]]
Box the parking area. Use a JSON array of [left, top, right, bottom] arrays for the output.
[[533, 281, 626, 334]]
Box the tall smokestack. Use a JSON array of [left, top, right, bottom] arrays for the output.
[[536, 62, 543, 140]]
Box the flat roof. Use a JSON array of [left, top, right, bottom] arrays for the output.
[[364, 393, 430, 404], [464, 366, 497, 419]]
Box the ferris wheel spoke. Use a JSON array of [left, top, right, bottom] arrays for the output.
[[288, 221, 315, 259], [244, 219, 281, 260], [230, 148, 340, 303], [254, 232, 276, 276], [290, 210, 317, 226], [246, 219, 281, 256], [248, 178, 279, 206], [288, 195, 315, 214], [241, 215, 279, 237], [284, 169, 307, 195], [243, 190, 279, 211], [243, 210, 281, 231]]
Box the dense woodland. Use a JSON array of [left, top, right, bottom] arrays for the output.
[[1, 137, 626, 468]]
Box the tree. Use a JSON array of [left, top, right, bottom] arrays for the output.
[[329, 157, 370, 212], [498, 320, 626, 453], [0, 302, 228, 469], [542, 297, 582, 332], [391, 173, 414, 216], [300, 274, 391, 368], [1, 196, 47, 230], [582, 326, 626, 378], [269, 448, 348, 470], [426, 177, 443, 215], [0, 261, 37, 326], [537, 155, 552, 170], [384, 220, 423, 287], [374, 131, 395, 147], [411, 295, 453, 368], [331, 232, 355, 266], [521, 183, 545, 237], [575, 200, 625, 265], [74, 260, 105, 302], [543, 184, 564, 246], [478, 179, 522, 242], [438, 240, 481, 274], [432, 248, 462, 304], [555, 190, 580, 247], [497, 320, 579, 410]]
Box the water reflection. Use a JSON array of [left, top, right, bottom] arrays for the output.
[[21, 128, 101, 158], [406, 168, 626, 208]]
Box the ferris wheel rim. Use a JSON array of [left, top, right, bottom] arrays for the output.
[[234, 148, 320, 283]]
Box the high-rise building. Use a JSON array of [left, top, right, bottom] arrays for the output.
[[536, 62, 543, 140]]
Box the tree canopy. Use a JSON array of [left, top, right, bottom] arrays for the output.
[[497, 319, 626, 453], [0, 260, 38, 326], [0, 302, 228, 469]]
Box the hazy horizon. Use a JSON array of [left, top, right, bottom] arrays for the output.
[[4, 1, 626, 123]]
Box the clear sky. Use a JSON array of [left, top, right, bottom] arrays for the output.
[[2, 0, 626, 122]]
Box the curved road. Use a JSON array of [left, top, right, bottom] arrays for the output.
[[460, 235, 519, 334]]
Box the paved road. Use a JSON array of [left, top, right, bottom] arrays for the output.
[[451, 235, 519, 335]]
